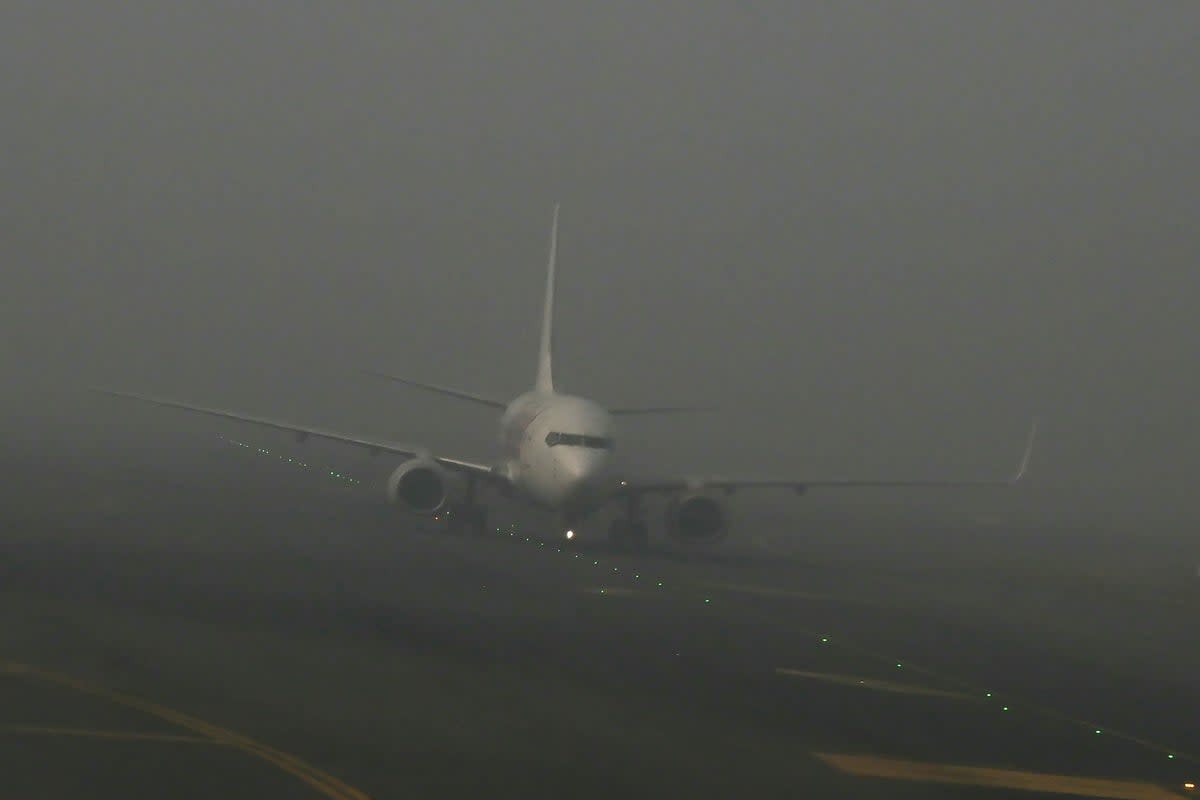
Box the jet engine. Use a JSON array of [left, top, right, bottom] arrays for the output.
[[664, 492, 727, 544], [386, 458, 449, 515]]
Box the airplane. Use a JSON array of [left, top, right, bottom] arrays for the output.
[[98, 205, 1036, 549]]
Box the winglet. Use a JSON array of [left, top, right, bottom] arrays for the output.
[[1009, 418, 1039, 484], [535, 204, 559, 393]]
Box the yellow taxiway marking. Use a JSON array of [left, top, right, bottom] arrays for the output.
[[815, 752, 1185, 799], [693, 581, 1197, 767], [0, 725, 213, 743], [0, 659, 370, 800], [775, 668, 976, 701]]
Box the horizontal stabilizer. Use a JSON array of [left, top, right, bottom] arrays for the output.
[[362, 370, 507, 409]]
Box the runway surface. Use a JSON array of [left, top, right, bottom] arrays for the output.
[[1, 438, 1197, 798]]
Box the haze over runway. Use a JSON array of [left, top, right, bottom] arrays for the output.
[[3, 2, 1198, 524], [2, 2, 1199, 797]]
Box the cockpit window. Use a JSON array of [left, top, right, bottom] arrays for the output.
[[545, 431, 614, 450]]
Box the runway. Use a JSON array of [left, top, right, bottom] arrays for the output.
[[1, 442, 1197, 798]]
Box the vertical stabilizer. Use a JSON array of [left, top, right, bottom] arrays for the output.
[[535, 204, 559, 393]]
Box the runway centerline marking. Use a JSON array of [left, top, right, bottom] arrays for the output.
[[0, 659, 371, 800], [776, 668, 976, 701], [583, 586, 641, 597], [814, 752, 1186, 799], [698, 581, 845, 603], [0, 725, 215, 744]]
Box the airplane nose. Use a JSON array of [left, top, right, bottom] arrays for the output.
[[558, 449, 597, 482], [556, 449, 606, 497]]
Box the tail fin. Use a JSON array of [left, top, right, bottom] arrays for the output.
[[535, 204, 559, 393]]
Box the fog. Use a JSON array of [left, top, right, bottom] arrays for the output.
[[3, 2, 1198, 522]]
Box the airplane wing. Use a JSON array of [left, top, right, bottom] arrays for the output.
[[608, 406, 713, 416], [617, 420, 1038, 496], [361, 369, 508, 409], [94, 389, 494, 477]]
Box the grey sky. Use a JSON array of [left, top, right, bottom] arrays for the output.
[[3, 3, 1197, 509]]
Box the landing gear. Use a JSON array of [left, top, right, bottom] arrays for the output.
[[558, 512, 582, 545], [608, 519, 649, 551], [608, 494, 648, 551], [449, 504, 489, 536], [448, 476, 489, 536]]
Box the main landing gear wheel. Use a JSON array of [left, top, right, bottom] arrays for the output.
[[449, 505, 488, 536], [627, 521, 649, 550], [608, 519, 649, 551]]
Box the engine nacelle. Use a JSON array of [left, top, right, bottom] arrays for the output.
[[386, 458, 449, 515], [664, 492, 727, 544]]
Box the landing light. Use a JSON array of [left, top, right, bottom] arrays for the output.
[[565, 530, 575, 540]]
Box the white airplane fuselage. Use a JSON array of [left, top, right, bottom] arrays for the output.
[[498, 391, 615, 512]]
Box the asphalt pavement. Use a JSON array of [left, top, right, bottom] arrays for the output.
[[1, 441, 1197, 799]]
